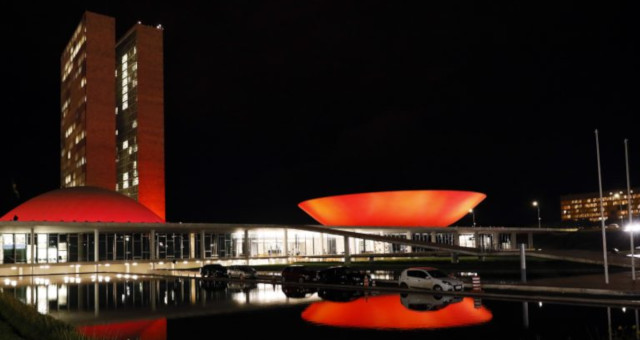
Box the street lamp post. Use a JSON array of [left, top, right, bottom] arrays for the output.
[[469, 209, 476, 227], [532, 201, 541, 228]]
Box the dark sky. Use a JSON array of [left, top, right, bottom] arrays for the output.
[[1, 1, 638, 226]]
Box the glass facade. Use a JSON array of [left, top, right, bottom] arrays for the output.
[[115, 32, 139, 199], [561, 189, 640, 224], [0, 228, 515, 265]]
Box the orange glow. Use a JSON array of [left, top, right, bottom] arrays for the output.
[[301, 295, 492, 329], [77, 318, 166, 340], [298, 190, 486, 227], [0, 187, 164, 223]]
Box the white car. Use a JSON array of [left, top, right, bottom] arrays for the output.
[[398, 267, 464, 292]]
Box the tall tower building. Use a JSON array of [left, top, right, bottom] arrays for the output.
[[60, 12, 116, 190], [115, 25, 165, 220], [61, 12, 165, 220]]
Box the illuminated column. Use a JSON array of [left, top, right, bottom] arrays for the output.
[[78, 233, 84, 261], [491, 232, 499, 250], [511, 232, 517, 250], [149, 230, 156, 260], [452, 231, 460, 246], [430, 232, 436, 243], [405, 231, 412, 253], [244, 229, 250, 263], [344, 236, 351, 264], [93, 229, 99, 264], [527, 232, 533, 249], [200, 230, 205, 259], [30, 228, 35, 264], [283, 229, 289, 258], [189, 233, 195, 259]]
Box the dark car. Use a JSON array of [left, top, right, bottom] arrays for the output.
[[228, 265, 257, 279], [316, 266, 371, 286], [200, 264, 229, 278], [281, 265, 317, 283]]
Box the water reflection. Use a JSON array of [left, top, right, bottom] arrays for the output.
[[281, 284, 316, 299], [400, 293, 462, 312], [302, 294, 493, 329]]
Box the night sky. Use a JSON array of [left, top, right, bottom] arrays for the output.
[[1, 1, 638, 226]]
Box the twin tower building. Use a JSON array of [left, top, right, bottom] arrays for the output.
[[60, 11, 165, 220]]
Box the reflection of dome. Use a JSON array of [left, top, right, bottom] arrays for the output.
[[0, 187, 164, 223], [77, 318, 166, 340], [301, 295, 492, 329], [298, 190, 486, 227]]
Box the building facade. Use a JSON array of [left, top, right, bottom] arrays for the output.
[[60, 12, 116, 190], [561, 189, 640, 225], [115, 24, 165, 220], [61, 12, 165, 220]]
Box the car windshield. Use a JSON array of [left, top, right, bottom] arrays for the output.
[[428, 270, 448, 278]]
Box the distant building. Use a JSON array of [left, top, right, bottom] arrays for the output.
[[60, 11, 165, 220], [560, 189, 640, 225]]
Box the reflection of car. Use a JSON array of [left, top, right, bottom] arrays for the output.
[[281, 265, 317, 283], [200, 264, 229, 278], [318, 288, 364, 302], [227, 265, 257, 279], [316, 266, 370, 286], [282, 284, 317, 298], [400, 293, 463, 311], [227, 281, 258, 292], [199, 279, 227, 290], [398, 267, 463, 292]]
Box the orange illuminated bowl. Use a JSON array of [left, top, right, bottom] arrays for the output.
[[302, 295, 492, 329], [298, 190, 486, 227]]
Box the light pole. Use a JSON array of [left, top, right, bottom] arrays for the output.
[[613, 192, 624, 226], [469, 209, 476, 227], [532, 201, 541, 228]]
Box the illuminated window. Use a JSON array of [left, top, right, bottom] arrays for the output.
[[123, 172, 129, 181], [132, 120, 137, 128], [122, 140, 128, 149], [123, 181, 129, 189], [133, 177, 139, 186]]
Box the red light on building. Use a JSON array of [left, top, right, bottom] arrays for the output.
[[0, 187, 163, 223], [298, 190, 486, 227], [301, 295, 492, 329]]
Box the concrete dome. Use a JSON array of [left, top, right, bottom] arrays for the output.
[[1, 187, 164, 223]]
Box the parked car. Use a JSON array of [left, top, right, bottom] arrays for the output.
[[398, 267, 463, 292], [281, 265, 317, 283], [200, 264, 229, 278], [227, 265, 257, 279], [400, 293, 463, 311], [316, 266, 371, 286]]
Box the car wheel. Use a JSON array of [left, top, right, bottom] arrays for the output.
[[433, 285, 442, 291], [400, 282, 408, 288]]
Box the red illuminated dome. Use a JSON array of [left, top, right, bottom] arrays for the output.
[[0, 187, 164, 223], [298, 190, 486, 227]]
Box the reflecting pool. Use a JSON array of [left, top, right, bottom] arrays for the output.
[[0, 274, 637, 339]]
